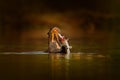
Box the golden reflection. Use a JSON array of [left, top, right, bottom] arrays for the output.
[[48, 53, 109, 80], [85, 54, 93, 60], [49, 53, 70, 80], [72, 53, 81, 60]]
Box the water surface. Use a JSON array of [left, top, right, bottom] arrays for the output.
[[0, 52, 119, 80]]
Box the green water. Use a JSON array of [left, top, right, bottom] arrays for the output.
[[0, 30, 120, 80], [0, 53, 119, 80]]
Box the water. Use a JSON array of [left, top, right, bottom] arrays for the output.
[[0, 30, 120, 80], [0, 52, 119, 80]]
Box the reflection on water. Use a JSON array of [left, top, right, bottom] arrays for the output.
[[0, 52, 120, 80], [49, 53, 70, 80], [49, 53, 111, 80]]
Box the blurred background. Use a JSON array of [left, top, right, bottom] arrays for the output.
[[0, 0, 120, 52]]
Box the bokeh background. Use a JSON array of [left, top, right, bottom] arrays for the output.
[[0, 0, 120, 52]]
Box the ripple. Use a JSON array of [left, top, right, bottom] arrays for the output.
[[0, 51, 48, 54]]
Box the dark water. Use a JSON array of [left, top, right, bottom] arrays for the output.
[[0, 30, 120, 80], [0, 52, 120, 80]]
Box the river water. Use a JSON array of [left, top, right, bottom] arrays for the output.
[[0, 51, 120, 80], [0, 30, 120, 80]]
